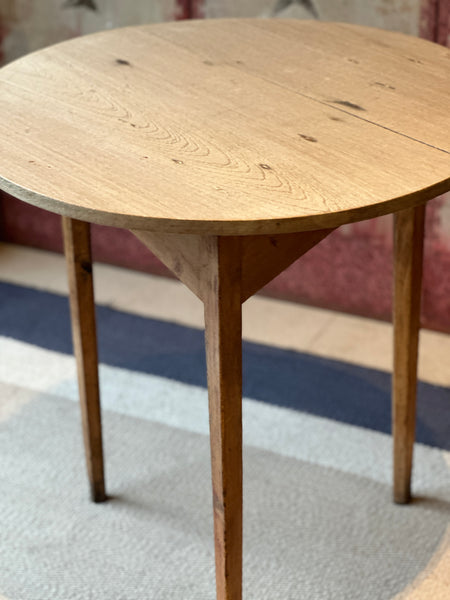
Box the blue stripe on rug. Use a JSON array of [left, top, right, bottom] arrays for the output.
[[1, 281, 449, 450]]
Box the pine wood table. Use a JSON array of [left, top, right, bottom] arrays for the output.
[[1, 19, 449, 600]]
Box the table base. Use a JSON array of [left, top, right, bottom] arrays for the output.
[[62, 207, 424, 599]]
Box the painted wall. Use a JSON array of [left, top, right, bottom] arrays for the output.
[[192, 0, 450, 332], [1, 0, 449, 331], [0, 0, 181, 64], [199, 0, 422, 35]]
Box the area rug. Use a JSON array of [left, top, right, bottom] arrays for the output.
[[0, 280, 449, 599]]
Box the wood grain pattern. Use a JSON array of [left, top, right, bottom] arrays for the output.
[[240, 229, 333, 301], [392, 204, 425, 504], [0, 20, 449, 234], [62, 217, 106, 503], [204, 236, 243, 600], [131, 230, 211, 300], [1, 18, 446, 597], [132, 229, 347, 599], [157, 20, 450, 153], [132, 228, 334, 302]]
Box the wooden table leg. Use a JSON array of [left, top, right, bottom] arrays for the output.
[[130, 228, 335, 600], [204, 237, 243, 600], [393, 204, 425, 504], [62, 217, 106, 503]]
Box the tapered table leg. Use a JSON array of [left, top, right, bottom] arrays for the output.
[[393, 205, 425, 504], [130, 228, 336, 599], [204, 237, 243, 600], [62, 217, 106, 503]]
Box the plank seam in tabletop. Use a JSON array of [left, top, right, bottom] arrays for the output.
[[149, 22, 450, 156], [254, 79, 450, 156], [238, 75, 450, 156], [0, 20, 449, 234]]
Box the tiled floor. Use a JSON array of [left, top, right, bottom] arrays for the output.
[[1, 241, 449, 387]]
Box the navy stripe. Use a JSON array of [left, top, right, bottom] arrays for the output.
[[0, 281, 449, 450]]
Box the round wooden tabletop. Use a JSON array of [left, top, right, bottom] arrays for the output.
[[0, 19, 449, 234]]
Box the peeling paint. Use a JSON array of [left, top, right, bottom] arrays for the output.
[[419, 0, 450, 46], [432, 195, 450, 245], [270, 0, 319, 19], [0, 0, 180, 64], [200, 0, 422, 34], [175, 0, 192, 19], [437, 0, 450, 46], [63, 0, 98, 11], [2, 193, 450, 332], [190, 0, 204, 18], [1, 0, 450, 333], [419, 0, 438, 40]]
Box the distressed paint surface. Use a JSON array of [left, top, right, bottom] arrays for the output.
[[194, 0, 450, 332], [418, 1, 450, 329], [437, 0, 450, 45], [1, 0, 450, 332], [421, 0, 450, 45], [420, 0, 439, 40], [198, 0, 422, 34], [2, 195, 450, 333], [0, 0, 178, 64]]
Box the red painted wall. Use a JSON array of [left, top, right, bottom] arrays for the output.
[[191, 0, 205, 18], [1, 1, 450, 332], [437, 0, 450, 45], [175, 0, 193, 20], [420, 0, 450, 44]]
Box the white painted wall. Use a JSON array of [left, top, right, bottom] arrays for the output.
[[2, 0, 177, 63], [0, 0, 425, 65], [202, 0, 422, 36]]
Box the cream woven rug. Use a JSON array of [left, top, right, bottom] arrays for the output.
[[0, 244, 449, 599]]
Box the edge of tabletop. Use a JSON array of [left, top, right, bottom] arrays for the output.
[[1, 175, 449, 236], [1, 19, 449, 235]]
